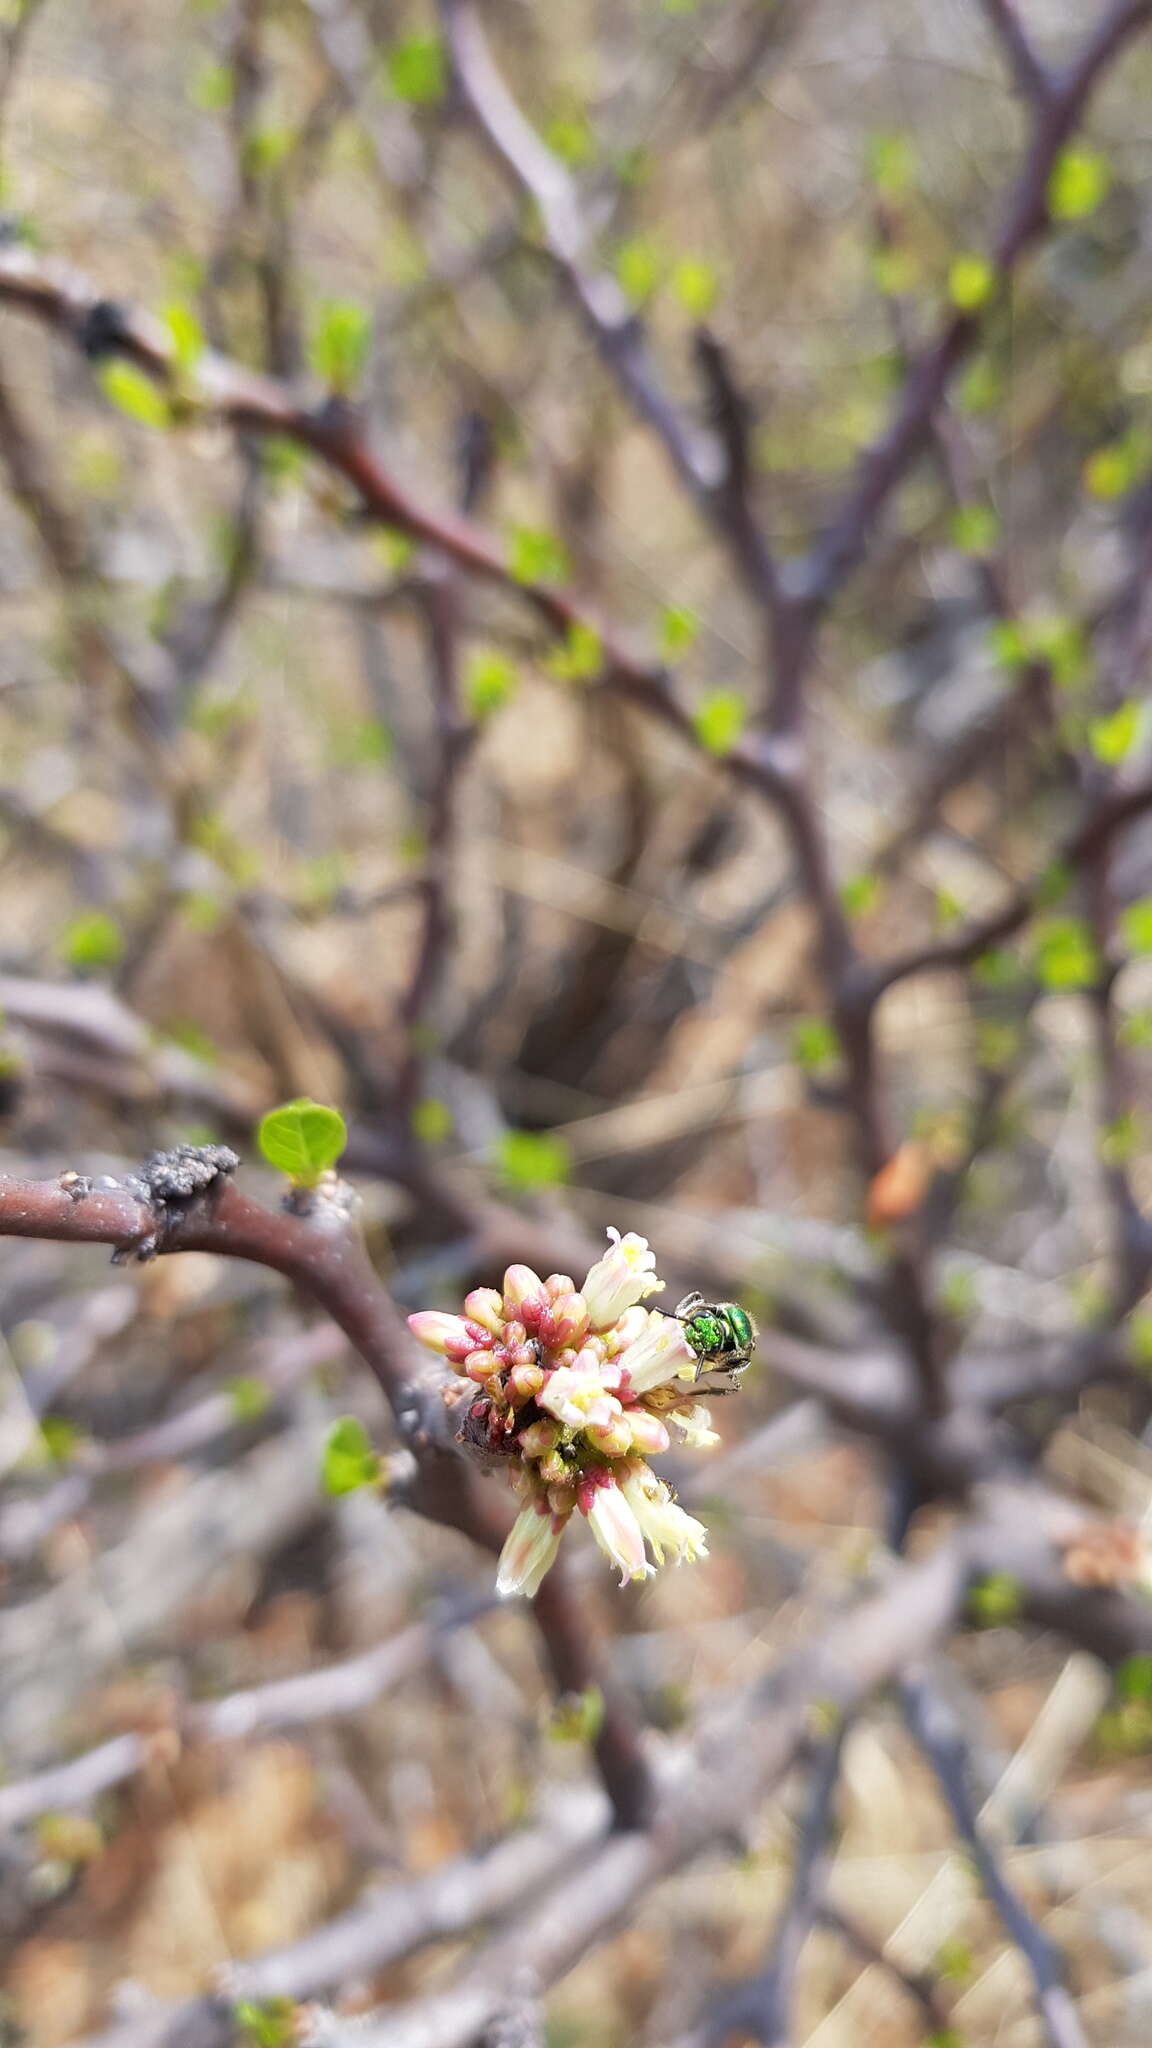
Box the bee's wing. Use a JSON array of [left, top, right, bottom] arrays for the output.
[[687, 1366, 747, 1396]]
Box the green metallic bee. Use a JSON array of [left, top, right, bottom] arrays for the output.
[[673, 1292, 757, 1391]]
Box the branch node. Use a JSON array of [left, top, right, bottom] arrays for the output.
[[114, 1142, 239, 1261]]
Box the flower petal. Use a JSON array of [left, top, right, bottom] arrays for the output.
[[496, 1502, 566, 1599], [667, 1401, 720, 1448], [619, 1465, 709, 1567], [616, 1310, 696, 1393], [581, 1228, 662, 1331], [580, 1477, 652, 1585]]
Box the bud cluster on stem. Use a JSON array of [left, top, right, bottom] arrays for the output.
[[408, 1229, 715, 1597]]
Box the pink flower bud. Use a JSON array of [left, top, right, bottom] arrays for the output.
[[407, 1311, 474, 1361], [518, 1418, 561, 1458], [463, 1288, 505, 1337], [541, 1291, 589, 1350], [465, 1349, 502, 1383], [588, 1415, 634, 1457], [503, 1265, 547, 1324], [508, 1362, 545, 1404]]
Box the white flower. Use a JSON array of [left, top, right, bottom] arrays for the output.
[[539, 1361, 622, 1433], [496, 1502, 567, 1599], [615, 1309, 696, 1393], [667, 1402, 719, 1449], [581, 1477, 653, 1586], [581, 1228, 662, 1331], [619, 1465, 709, 1566]]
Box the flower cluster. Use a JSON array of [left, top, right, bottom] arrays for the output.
[[408, 1229, 715, 1598]]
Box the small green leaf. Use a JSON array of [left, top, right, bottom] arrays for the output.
[[241, 125, 292, 179], [791, 1016, 840, 1072], [840, 872, 880, 919], [1090, 699, 1143, 767], [162, 1021, 219, 1064], [866, 130, 915, 198], [958, 356, 1002, 414], [1036, 860, 1071, 909], [660, 604, 699, 659], [372, 526, 417, 573], [180, 891, 225, 935], [967, 1571, 1020, 1627], [1119, 1008, 1152, 1049], [546, 622, 602, 683], [871, 245, 918, 296], [614, 235, 662, 306], [38, 1416, 79, 1465], [939, 1267, 977, 1319], [1101, 1111, 1139, 1167], [385, 35, 445, 105], [495, 1128, 571, 1193], [1048, 146, 1110, 222], [1031, 616, 1088, 690], [61, 911, 124, 972], [261, 436, 308, 486], [411, 1097, 453, 1145], [692, 689, 746, 755], [508, 525, 570, 586], [543, 111, 594, 168], [330, 718, 393, 768], [1129, 1310, 1152, 1370], [161, 301, 204, 377], [1117, 1654, 1152, 1702], [971, 947, 1021, 990], [234, 1998, 297, 2048], [1034, 917, 1099, 992], [99, 361, 170, 430], [948, 253, 994, 313], [987, 619, 1029, 671], [1084, 441, 1136, 500], [308, 299, 371, 394], [464, 648, 518, 717], [227, 1376, 272, 1423], [1122, 898, 1152, 954], [257, 1098, 347, 1185], [321, 1416, 381, 1497], [949, 502, 999, 554], [547, 1684, 604, 1744], [974, 1019, 1021, 1071], [190, 58, 234, 111], [671, 256, 718, 318]]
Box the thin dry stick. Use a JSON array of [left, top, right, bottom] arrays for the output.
[[901, 1671, 1090, 2048]]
